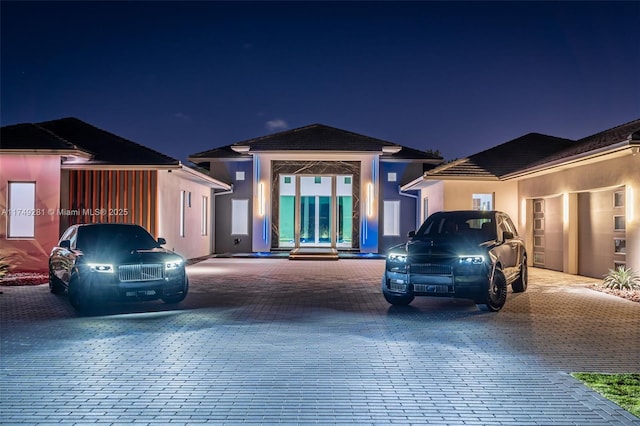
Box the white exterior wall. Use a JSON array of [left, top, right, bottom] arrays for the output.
[[518, 151, 640, 275], [442, 180, 519, 221], [418, 179, 518, 223], [420, 181, 445, 219], [156, 168, 213, 260]]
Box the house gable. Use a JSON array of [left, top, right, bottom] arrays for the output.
[[37, 117, 180, 166], [190, 123, 442, 161], [425, 133, 576, 180]]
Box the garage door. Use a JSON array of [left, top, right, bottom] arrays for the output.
[[532, 196, 563, 272], [578, 187, 626, 278]]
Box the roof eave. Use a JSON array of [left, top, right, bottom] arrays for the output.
[[502, 141, 636, 180], [425, 175, 501, 181], [0, 148, 93, 160], [60, 163, 181, 170], [177, 165, 231, 190]]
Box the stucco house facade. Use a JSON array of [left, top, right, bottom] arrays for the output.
[[404, 119, 640, 279], [189, 124, 443, 257], [0, 118, 229, 272]]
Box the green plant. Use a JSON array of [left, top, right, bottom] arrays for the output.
[[0, 255, 11, 279], [602, 266, 640, 290], [572, 373, 640, 417]]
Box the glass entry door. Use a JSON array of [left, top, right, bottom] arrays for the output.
[[278, 174, 353, 249], [299, 176, 332, 246]]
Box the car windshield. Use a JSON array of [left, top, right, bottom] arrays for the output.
[[76, 225, 160, 252], [415, 212, 496, 243]]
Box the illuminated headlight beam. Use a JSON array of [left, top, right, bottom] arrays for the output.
[[88, 263, 114, 273], [388, 253, 407, 263], [458, 255, 485, 265], [165, 260, 184, 270]]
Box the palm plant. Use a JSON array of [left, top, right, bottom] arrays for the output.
[[602, 266, 640, 290]]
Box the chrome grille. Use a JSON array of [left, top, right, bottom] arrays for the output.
[[118, 264, 164, 282], [413, 284, 451, 293], [410, 263, 452, 275]]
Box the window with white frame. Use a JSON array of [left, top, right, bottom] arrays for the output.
[[422, 197, 429, 223], [8, 182, 36, 238], [179, 190, 186, 237], [231, 199, 249, 235], [383, 200, 400, 236], [201, 196, 209, 236], [472, 193, 493, 211]]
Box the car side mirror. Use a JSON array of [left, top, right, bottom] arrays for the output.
[[502, 231, 514, 241], [407, 230, 416, 238], [157, 237, 167, 245], [59, 240, 71, 249]]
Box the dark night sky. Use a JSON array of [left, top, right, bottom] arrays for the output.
[[1, 1, 639, 162]]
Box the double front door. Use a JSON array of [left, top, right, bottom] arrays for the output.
[[279, 175, 353, 248]]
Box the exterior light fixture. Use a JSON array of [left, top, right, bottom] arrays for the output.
[[367, 182, 374, 218], [627, 186, 634, 223], [258, 181, 265, 217]]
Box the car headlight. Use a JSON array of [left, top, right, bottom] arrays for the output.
[[165, 259, 183, 271], [458, 255, 485, 265], [388, 253, 407, 263], [88, 263, 114, 273]]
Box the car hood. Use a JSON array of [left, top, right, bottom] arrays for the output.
[[400, 236, 493, 256], [80, 247, 182, 265]]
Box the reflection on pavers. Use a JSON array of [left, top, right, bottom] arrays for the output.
[[1, 260, 639, 425]]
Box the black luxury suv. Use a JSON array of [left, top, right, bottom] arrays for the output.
[[382, 210, 527, 311]]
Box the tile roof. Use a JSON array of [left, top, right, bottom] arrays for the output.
[[426, 133, 576, 179], [522, 118, 640, 170], [0, 122, 83, 152], [190, 124, 442, 161], [36, 117, 180, 166]]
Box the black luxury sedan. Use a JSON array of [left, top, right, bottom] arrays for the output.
[[382, 210, 527, 311], [49, 223, 188, 311]]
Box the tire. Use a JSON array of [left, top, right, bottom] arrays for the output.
[[476, 270, 507, 312], [68, 274, 92, 311], [162, 277, 189, 304], [383, 291, 414, 306], [512, 259, 528, 293], [49, 271, 65, 294]]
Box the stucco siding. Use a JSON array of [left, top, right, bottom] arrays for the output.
[[518, 153, 640, 277], [442, 180, 519, 222], [156, 169, 213, 260], [0, 155, 62, 272], [379, 162, 420, 253], [214, 161, 253, 254]]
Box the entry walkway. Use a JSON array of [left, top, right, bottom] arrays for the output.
[[1, 260, 639, 424]]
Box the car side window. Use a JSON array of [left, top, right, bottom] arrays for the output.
[[497, 214, 516, 240], [68, 228, 78, 249], [59, 227, 77, 247], [504, 216, 518, 236]]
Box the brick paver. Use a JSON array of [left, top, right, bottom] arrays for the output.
[[1, 259, 639, 425]]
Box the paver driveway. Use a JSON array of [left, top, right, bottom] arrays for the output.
[[1, 258, 639, 425]]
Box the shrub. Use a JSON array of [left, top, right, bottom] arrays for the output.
[[602, 266, 640, 290], [0, 256, 11, 279]]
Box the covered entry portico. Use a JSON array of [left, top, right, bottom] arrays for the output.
[[270, 160, 361, 259]]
